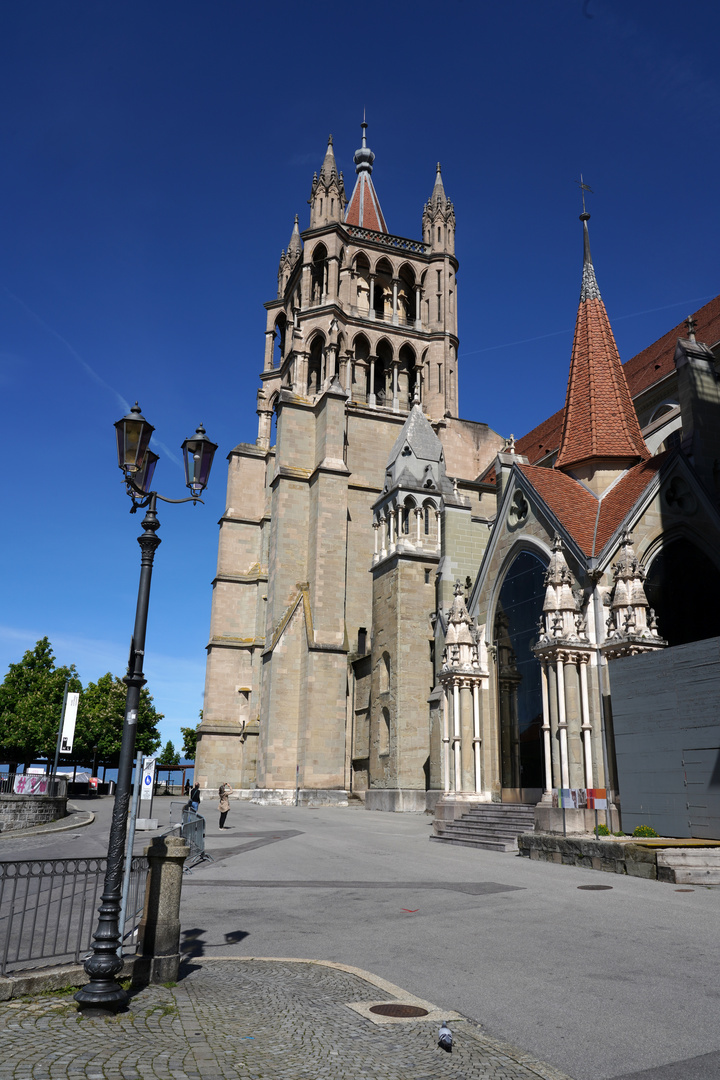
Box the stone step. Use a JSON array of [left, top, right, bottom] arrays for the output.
[[440, 822, 529, 837], [656, 849, 720, 884], [432, 804, 536, 854], [430, 834, 519, 853]]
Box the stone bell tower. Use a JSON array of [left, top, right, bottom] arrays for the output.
[[195, 124, 501, 801]]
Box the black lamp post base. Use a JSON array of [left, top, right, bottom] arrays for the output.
[[75, 980, 129, 1013]]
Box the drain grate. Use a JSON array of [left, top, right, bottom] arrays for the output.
[[369, 1003, 429, 1017], [577, 884, 613, 890]]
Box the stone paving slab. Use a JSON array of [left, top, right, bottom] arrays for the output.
[[0, 957, 574, 1080]]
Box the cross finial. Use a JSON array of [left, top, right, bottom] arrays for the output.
[[575, 174, 593, 215], [685, 314, 697, 341]]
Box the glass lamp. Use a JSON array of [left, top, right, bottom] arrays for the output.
[[181, 423, 218, 496], [114, 403, 154, 476]]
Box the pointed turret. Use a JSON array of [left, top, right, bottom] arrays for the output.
[[309, 135, 346, 229], [602, 530, 666, 659], [554, 213, 649, 490], [287, 214, 302, 263], [422, 162, 455, 254], [277, 215, 303, 298], [344, 121, 387, 234]]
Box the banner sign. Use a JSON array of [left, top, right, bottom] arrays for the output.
[[553, 787, 607, 809], [14, 775, 50, 795], [59, 692, 79, 754], [140, 757, 156, 801]]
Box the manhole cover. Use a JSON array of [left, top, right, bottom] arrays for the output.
[[577, 884, 613, 890], [369, 1003, 429, 1017]]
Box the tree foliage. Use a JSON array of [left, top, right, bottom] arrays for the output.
[[79, 674, 162, 759], [180, 725, 197, 760], [0, 638, 82, 763], [0, 639, 162, 764], [158, 739, 180, 766]]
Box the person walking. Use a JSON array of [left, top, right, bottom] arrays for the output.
[[189, 782, 200, 812], [218, 782, 233, 829]]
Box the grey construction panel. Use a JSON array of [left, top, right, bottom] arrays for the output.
[[610, 636, 720, 838]]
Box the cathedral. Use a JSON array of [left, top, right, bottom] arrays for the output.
[[195, 124, 720, 837]]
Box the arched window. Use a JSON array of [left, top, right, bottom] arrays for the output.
[[645, 539, 720, 647], [424, 504, 431, 535], [380, 708, 390, 756], [273, 314, 287, 369], [374, 258, 393, 319], [401, 498, 415, 534], [380, 651, 391, 693], [355, 255, 370, 314], [307, 335, 324, 395], [494, 550, 547, 794], [310, 244, 327, 305]]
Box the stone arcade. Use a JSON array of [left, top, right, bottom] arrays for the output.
[[196, 124, 720, 835]]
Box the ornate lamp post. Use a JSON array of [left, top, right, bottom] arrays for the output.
[[75, 403, 217, 1013]]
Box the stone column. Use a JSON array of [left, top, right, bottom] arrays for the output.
[[327, 344, 337, 383], [345, 351, 353, 396], [388, 506, 395, 549], [392, 361, 399, 412], [415, 508, 422, 544], [460, 681, 474, 791], [264, 330, 275, 372], [415, 285, 422, 329], [380, 515, 387, 558], [442, 686, 450, 792], [369, 274, 375, 318], [301, 263, 311, 309], [579, 657, 593, 788], [134, 834, 190, 986], [372, 521, 379, 563], [540, 661, 553, 795], [472, 681, 482, 793], [392, 278, 399, 325], [452, 680, 461, 792], [435, 509, 442, 554], [369, 357, 376, 406], [556, 656, 570, 789]]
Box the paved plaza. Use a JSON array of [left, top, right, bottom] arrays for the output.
[[1, 797, 719, 1079]]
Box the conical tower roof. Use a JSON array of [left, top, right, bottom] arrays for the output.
[[287, 214, 302, 259], [555, 214, 649, 471], [344, 120, 387, 233]]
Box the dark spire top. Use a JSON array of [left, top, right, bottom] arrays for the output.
[[579, 214, 601, 302], [354, 120, 375, 175]]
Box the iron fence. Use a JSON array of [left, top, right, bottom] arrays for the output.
[[0, 855, 147, 976], [0, 773, 68, 797]]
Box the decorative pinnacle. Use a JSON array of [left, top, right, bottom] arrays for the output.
[[354, 116, 374, 175], [579, 211, 601, 303], [685, 314, 697, 341]]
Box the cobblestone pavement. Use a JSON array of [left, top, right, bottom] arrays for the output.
[[0, 958, 574, 1080]]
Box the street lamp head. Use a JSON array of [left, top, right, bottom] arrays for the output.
[[114, 403, 155, 477], [182, 423, 218, 496], [132, 448, 159, 495]]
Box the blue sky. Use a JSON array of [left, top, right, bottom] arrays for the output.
[[2, 1, 719, 753]]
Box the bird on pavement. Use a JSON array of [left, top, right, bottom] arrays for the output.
[[438, 1021, 453, 1053]]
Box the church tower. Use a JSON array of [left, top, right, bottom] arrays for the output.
[[195, 125, 502, 801]]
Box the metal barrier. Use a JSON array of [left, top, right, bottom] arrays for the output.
[[167, 802, 212, 871], [0, 855, 147, 976]]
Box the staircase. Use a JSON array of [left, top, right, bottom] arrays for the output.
[[431, 803, 536, 853]]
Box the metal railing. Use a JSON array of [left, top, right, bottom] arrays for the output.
[[0, 773, 68, 797], [345, 224, 429, 254], [0, 855, 147, 976], [168, 802, 212, 872]]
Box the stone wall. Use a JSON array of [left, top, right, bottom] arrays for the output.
[[0, 795, 67, 832]]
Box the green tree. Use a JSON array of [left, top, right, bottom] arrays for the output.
[[158, 739, 180, 766], [180, 725, 197, 760], [78, 673, 162, 760], [0, 638, 82, 764]]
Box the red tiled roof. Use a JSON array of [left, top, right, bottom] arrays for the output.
[[519, 454, 667, 558], [555, 293, 649, 470], [518, 465, 598, 554], [515, 294, 720, 467], [593, 454, 667, 553], [345, 173, 387, 233], [623, 294, 720, 397]]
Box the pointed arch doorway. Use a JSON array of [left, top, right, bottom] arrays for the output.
[[493, 550, 547, 804]]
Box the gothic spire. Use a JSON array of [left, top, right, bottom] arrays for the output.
[[429, 162, 447, 210], [555, 213, 649, 473], [319, 135, 339, 184], [287, 214, 302, 262], [344, 119, 387, 233]]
